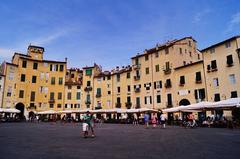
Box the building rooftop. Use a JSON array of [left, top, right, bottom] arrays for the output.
[[131, 36, 196, 59], [201, 35, 240, 52]]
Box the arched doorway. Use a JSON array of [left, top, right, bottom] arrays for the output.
[[179, 99, 190, 106], [16, 103, 25, 119], [179, 99, 191, 121]]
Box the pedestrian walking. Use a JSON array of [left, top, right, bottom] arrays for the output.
[[82, 111, 91, 138], [89, 113, 95, 137], [144, 112, 150, 128], [160, 114, 166, 128], [151, 113, 157, 128]]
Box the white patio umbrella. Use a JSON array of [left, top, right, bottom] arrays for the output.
[[126, 109, 140, 113], [1, 108, 21, 113], [37, 110, 58, 115], [180, 101, 214, 111], [59, 110, 74, 114], [208, 98, 240, 108]]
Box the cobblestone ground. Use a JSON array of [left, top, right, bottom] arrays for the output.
[[0, 122, 240, 159]]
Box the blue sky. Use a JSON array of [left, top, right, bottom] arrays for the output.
[[0, 0, 239, 70]]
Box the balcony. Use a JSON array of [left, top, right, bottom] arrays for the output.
[[134, 75, 140, 81], [84, 86, 92, 92], [165, 83, 171, 88], [133, 64, 141, 70], [226, 61, 234, 67], [134, 88, 141, 93], [195, 80, 202, 84], [48, 99, 55, 103], [95, 106, 102, 110], [166, 102, 173, 108], [163, 68, 171, 75], [115, 103, 122, 108], [85, 100, 91, 105], [96, 93, 101, 98], [135, 103, 141, 109], [125, 102, 132, 109]]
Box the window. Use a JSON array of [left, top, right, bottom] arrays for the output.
[[116, 74, 120, 82], [214, 93, 221, 102], [136, 97, 140, 108], [155, 65, 159, 72], [108, 91, 111, 95], [194, 89, 205, 100], [144, 96, 152, 104], [50, 64, 52, 71], [97, 88, 101, 95], [32, 76, 37, 83], [231, 91, 238, 98], [157, 95, 161, 103], [40, 72, 44, 80], [225, 41, 231, 48], [165, 48, 169, 54], [226, 55, 233, 66], [58, 77, 63, 85], [179, 76, 185, 85], [145, 67, 149, 75], [67, 92, 71, 100], [213, 78, 219, 87], [135, 58, 139, 65], [179, 48, 182, 54], [77, 86, 81, 89], [85, 69, 92, 76], [19, 90, 24, 98], [229, 74, 236, 84], [50, 92, 54, 100], [165, 62, 170, 70], [189, 51, 192, 57], [117, 87, 120, 93], [58, 92, 62, 100], [210, 48, 215, 53], [71, 74, 74, 78], [59, 65, 64, 71], [167, 94, 172, 106], [127, 85, 131, 92], [196, 72, 202, 82], [51, 77, 55, 85], [117, 97, 121, 103], [21, 74, 26, 82], [107, 76, 111, 80], [87, 81, 91, 86], [30, 91, 35, 102], [57, 104, 61, 108], [127, 96, 131, 103], [22, 61, 27, 68], [76, 92, 81, 100], [7, 86, 12, 97], [155, 52, 159, 58], [145, 55, 149, 61], [154, 81, 162, 89], [33, 62, 38, 70], [165, 79, 171, 88], [55, 65, 58, 71], [127, 72, 130, 79], [211, 60, 217, 69], [50, 104, 54, 108], [189, 41, 192, 47]]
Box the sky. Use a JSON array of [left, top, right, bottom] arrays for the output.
[[0, 0, 239, 70]]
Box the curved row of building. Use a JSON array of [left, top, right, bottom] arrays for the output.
[[0, 35, 239, 118]]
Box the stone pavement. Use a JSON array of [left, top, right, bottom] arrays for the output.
[[0, 122, 240, 159]]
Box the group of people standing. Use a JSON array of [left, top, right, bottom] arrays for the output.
[[143, 112, 166, 128]]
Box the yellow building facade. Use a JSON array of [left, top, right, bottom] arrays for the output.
[[2, 45, 66, 117]]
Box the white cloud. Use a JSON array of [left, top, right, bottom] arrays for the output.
[[31, 30, 68, 46], [193, 9, 211, 24], [226, 12, 240, 32]]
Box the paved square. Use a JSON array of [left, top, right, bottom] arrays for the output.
[[0, 123, 240, 159]]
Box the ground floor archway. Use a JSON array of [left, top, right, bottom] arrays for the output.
[[15, 103, 25, 119], [179, 99, 191, 106]]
